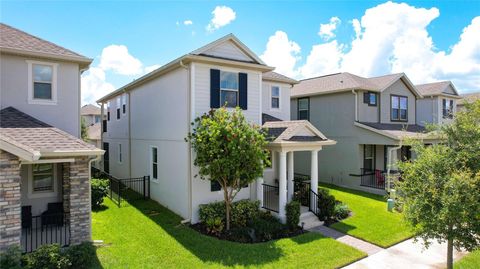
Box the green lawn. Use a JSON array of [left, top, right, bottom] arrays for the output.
[[455, 249, 480, 269], [320, 183, 414, 248], [92, 198, 366, 269]]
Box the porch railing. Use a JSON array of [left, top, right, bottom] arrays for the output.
[[309, 190, 320, 216], [262, 183, 279, 213], [360, 168, 386, 190], [21, 213, 70, 253]]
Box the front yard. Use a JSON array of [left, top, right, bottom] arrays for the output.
[[455, 249, 480, 269], [92, 198, 365, 268], [320, 183, 414, 248]]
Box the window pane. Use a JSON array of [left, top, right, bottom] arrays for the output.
[[220, 71, 238, 90], [369, 93, 376, 105], [34, 164, 53, 173], [153, 163, 157, 179], [392, 108, 399, 120], [220, 90, 237, 107], [33, 64, 52, 82], [298, 110, 308, 120], [33, 174, 53, 191], [365, 145, 373, 158], [271, 97, 279, 108], [152, 148, 157, 163], [400, 97, 407, 109], [400, 109, 407, 120], [391, 96, 399, 109], [271, 86, 279, 97], [33, 83, 52, 99], [298, 98, 309, 110]]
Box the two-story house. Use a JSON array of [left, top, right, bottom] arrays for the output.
[[290, 72, 444, 194], [97, 34, 336, 224], [0, 23, 103, 252], [81, 104, 103, 168], [416, 81, 461, 125]]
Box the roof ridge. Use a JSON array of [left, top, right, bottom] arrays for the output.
[[300, 72, 342, 81]]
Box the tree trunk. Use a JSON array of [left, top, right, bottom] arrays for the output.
[[223, 188, 231, 231], [447, 238, 453, 269]]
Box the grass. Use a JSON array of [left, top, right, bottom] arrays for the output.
[[455, 249, 480, 269], [92, 198, 366, 269], [320, 183, 414, 248]]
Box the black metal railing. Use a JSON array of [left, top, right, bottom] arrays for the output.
[[293, 180, 310, 207], [309, 190, 320, 216], [262, 183, 279, 213], [360, 168, 386, 190], [21, 213, 70, 253]]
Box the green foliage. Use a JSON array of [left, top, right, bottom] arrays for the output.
[[285, 200, 301, 229], [23, 244, 71, 269], [187, 107, 269, 230], [249, 215, 285, 242], [317, 188, 336, 221], [65, 242, 96, 269], [205, 217, 224, 236], [334, 202, 350, 220], [199, 199, 260, 228], [0, 245, 22, 269], [80, 117, 89, 142], [397, 100, 480, 268], [91, 178, 109, 208]]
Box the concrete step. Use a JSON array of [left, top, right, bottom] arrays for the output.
[[299, 211, 323, 230]]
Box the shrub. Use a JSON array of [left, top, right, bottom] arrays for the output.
[[199, 199, 260, 228], [0, 245, 22, 269], [205, 217, 224, 236], [250, 215, 284, 241], [334, 202, 350, 220], [285, 200, 301, 229], [23, 244, 71, 269], [91, 178, 109, 208], [317, 188, 336, 221], [65, 242, 96, 269], [228, 227, 254, 243]]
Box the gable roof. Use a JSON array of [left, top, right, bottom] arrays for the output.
[[291, 72, 422, 98], [416, 81, 460, 98], [458, 92, 480, 105], [354, 121, 439, 141], [0, 23, 92, 67], [97, 34, 274, 103], [81, 104, 101, 116], [0, 107, 103, 161], [262, 71, 299, 85], [263, 120, 328, 142]]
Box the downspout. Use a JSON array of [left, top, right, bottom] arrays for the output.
[[97, 102, 105, 170], [351, 90, 358, 121], [180, 60, 192, 223], [126, 90, 132, 179]]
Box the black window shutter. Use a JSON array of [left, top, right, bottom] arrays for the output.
[[363, 92, 369, 103], [210, 69, 220, 108], [239, 73, 248, 110], [211, 181, 221, 192]]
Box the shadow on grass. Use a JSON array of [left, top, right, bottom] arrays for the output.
[[89, 247, 104, 269], [123, 196, 286, 267], [329, 221, 358, 235], [319, 183, 386, 202], [92, 204, 109, 212]]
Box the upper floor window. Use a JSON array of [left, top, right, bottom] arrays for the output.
[[391, 95, 408, 121], [363, 92, 377, 106], [95, 115, 101, 123], [122, 95, 127, 114], [271, 86, 280, 109], [116, 97, 121, 120], [220, 71, 238, 108], [298, 98, 309, 120], [442, 99, 454, 119], [27, 61, 58, 105], [107, 102, 111, 121]]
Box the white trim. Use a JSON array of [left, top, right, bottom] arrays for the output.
[[26, 60, 58, 105], [270, 85, 281, 110], [354, 122, 399, 140], [150, 146, 159, 183], [0, 139, 40, 161], [27, 163, 58, 199], [22, 158, 75, 164]]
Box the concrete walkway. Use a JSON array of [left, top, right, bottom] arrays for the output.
[[308, 225, 383, 256], [343, 238, 468, 269]]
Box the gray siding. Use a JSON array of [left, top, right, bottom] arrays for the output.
[[380, 79, 416, 125], [358, 90, 379, 123], [261, 81, 291, 121], [416, 97, 437, 126]]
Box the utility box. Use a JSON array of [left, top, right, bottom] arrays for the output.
[[387, 198, 395, 212]]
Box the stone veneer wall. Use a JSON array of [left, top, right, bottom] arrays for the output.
[[0, 150, 21, 252], [68, 157, 91, 244]]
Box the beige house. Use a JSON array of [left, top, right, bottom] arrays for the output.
[[0, 23, 103, 253], [416, 81, 461, 125], [81, 104, 102, 126], [97, 34, 335, 224], [457, 92, 480, 111], [81, 104, 103, 168]]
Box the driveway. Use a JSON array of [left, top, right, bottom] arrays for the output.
[[343, 238, 467, 269]]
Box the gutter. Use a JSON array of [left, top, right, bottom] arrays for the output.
[[352, 90, 358, 121]]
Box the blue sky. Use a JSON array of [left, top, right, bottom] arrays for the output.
[[2, 1, 479, 103]]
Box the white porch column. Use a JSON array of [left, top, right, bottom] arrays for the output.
[[310, 150, 319, 209], [256, 177, 264, 207], [287, 151, 294, 202], [278, 151, 287, 223]]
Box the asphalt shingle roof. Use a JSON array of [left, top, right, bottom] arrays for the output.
[[416, 81, 453, 96], [458, 92, 480, 105], [81, 104, 101, 116], [262, 71, 299, 84], [358, 122, 426, 133]]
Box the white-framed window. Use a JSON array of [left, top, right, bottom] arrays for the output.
[[28, 164, 57, 198], [118, 144, 122, 163], [271, 86, 280, 109], [27, 60, 58, 105], [116, 97, 121, 120], [150, 146, 158, 182], [220, 71, 238, 108], [122, 94, 127, 114], [442, 99, 454, 119], [391, 95, 408, 121], [297, 98, 309, 120], [107, 101, 111, 121]]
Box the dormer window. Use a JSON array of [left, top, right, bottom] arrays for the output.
[[391, 95, 408, 121], [271, 86, 280, 109], [27, 60, 58, 105], [363, 92, 377, 106], [220, 71, 238, 108]]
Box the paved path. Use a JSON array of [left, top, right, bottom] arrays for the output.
[[343, 238, 468, 269], [308, 225, 383, 256]]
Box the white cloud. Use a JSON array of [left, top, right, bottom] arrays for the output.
[[351, 19, 361, 39], [144, 64, 161, 74], [299, 41, 343, 78], [318, 17, 341, 41], [183, 20, 193, 26], [81, 67, 115, 104], [98, 45, 143, 76], [260, 31, 301, 77], [206, 6, 236, 32]]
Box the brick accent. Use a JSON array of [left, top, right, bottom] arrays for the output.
[[0, 150, 21, 252], [62, 163, 70, 218], [68, 157, 91, 244]]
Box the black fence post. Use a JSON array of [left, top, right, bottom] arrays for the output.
[[118, 179, 121, 207], [143, 176, 146, 200]]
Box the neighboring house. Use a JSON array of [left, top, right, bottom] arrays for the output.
[[97, 34, 335, 223], [290, 72, 442, 194], [0, 23, 103, 252], [457, 92, 480, 111], [81, 104, 102, 126], [415, 81, 461, 126]]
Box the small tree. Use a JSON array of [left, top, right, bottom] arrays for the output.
[[397, 100, 480, 269], [187, 107, 269, 230], [81, 117, 89, 142]]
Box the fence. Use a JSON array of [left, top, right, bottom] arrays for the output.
[[360, 168, 386, 190], [21, 213, 70, 253], [262, 183, 279, 212]]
